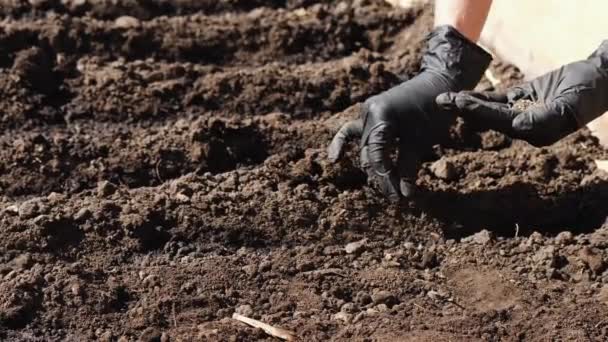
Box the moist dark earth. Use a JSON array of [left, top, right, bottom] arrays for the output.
[[1, 1, 608, 341]]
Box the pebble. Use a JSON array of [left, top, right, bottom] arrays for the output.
[[420, 250, 438, 269], [99, 331, 113, 342], [597, 285, 608, 304], [345, 239, 367, 254], [241, 265, 258, 277], [352, 311, 366, 323], [427, 290, 447, 301], [74, 208, 91, 221], [578, 247, 606, 274], [528, 232, 544, 245], [259, 260, 272, 272], [14, 253, 33, 269], [546, 267, 560, 280], [533, 246, 556, 264], [235, 304, 253, 317], [463, 230, 493, 245], [371, 290, 397, 306], [18, 200, 40, 219], [340, 302, 357, 314], [114, 16, 141, 29], [142, 274, 159, 287], [430, 158, 457, 181], [355, 291, 372, 306], [71, 282, 83, 296], [376, 304, 389, 312], [555, 231, 573, 245], [139, 327, 162, 342], [332, 311, 353, 323], [97, 181, 117, 197]]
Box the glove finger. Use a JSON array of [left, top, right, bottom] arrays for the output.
[[327, 119, 363, 162], [360, 145, 373, 177], [436, 92, 519, 133], [506, 83, 535, 103], [456, 90, 509, 103], [366, 124, 401, 202], [396, 142, 420, 198], [511, 101, 578, 147]]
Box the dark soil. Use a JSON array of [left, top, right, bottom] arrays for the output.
[[2, 1, 608, 341]]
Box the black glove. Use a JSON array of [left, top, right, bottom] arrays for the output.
[[328, 25, 492, 201], [436, 40, 608, 147]]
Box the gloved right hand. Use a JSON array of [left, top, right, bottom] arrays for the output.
[[328, 25, 492, 201]]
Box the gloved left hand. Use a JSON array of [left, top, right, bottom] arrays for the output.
[[328, 25, 492, 201], [437, 40, 608, 147]]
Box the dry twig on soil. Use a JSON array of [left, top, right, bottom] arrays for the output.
[[232, 313, 297, 341]]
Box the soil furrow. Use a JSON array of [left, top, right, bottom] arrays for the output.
[[0, 3, 416, 66], [0, 0, 334, 20], [1, 51, 411, 129], [0, 115, 327, 198]]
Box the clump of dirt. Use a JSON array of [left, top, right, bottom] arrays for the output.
[[513, 98, 540, 111], [1, 1, 608, 341]]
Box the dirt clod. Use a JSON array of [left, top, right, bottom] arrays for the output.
[[371, 290, 398, 306], [430, 158, 458, 181], [512, 99, 540, 112], [463, 230, 494, 245], [345, 238, 368, 254], [578, 247, 606, 274]]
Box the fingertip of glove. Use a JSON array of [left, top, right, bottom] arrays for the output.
[[400, 179, 416, 199], [435, 92, 455, 108], [327, 149, 340, 163]]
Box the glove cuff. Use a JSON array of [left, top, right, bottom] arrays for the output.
[[421, 25, 493, 91]]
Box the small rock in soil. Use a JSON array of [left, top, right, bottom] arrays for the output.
[[332, 311, 353, 323], [597, 285, 608, 304], [555, 231, 574, 245], [114, 16, 141, 29], [71, 282, 83, 296], [355, 291, 372, 306], [97, 181, 118, 197], [18, 200, 41, 219], [139, 327, 162, 342], [241, 265, 257, 277], [578, 247, 606, 274], [463, 230, 494, 245], [546, 267, 560, 280], [345, 239, 367, 254], [430, 158, 458, 181], [480, 130, 510, 150], [235, 304, 253, 317], [376, 304, 389, 312], [420, 250, 438, 269], [74, 208, 91, 221], [340, 302, 357, 314], [427, 290, 447, 301], [371, 290, 397, 306], [14, 253, 33, 269], [533, 246, 557, 264]]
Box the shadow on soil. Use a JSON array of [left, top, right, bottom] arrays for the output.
[[416, 180, 608, 239]]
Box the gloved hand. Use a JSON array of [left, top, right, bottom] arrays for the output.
[[328, 25, 492, 201], [436, 40, 608, 147]]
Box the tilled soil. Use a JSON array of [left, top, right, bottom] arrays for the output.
[[1, 1, 608, 341]]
